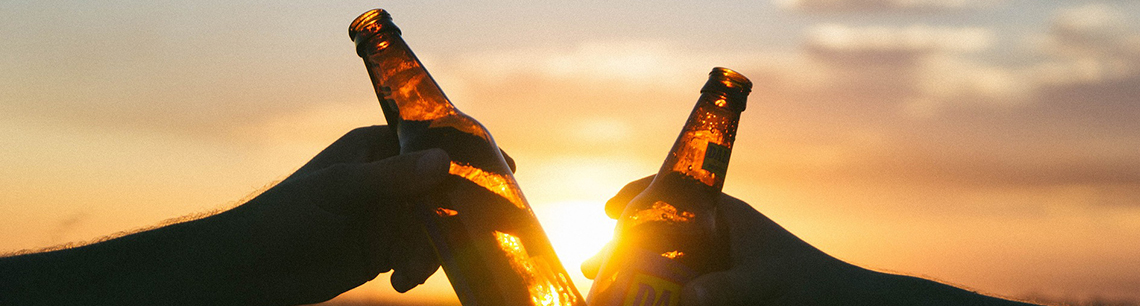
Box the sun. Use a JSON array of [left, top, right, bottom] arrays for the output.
[[531, 200, 618, 291]]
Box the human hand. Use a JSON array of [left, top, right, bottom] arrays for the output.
[[0, 126, 528, 306], [0, 126, 453, 306], [221, 126, 449, 304], [581, 175, 868, 306]]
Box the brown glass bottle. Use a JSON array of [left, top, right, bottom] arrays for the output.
[[349, 9, 583, 306], [587, 68, 751, 306]]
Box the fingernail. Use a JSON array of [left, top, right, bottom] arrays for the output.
[[416, 149, 450, 182]]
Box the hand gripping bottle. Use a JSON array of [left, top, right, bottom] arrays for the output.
[[588, 68, 751, 306], [349, 9, 584, 306]]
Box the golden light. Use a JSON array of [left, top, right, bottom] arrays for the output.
[[448, 161, 527, 210], [532, 200, 618, 291], [435, 207, 459, 217], [661, 250, 684, 259], [624, 201, 694, 229], [492, 231, 578, 306]]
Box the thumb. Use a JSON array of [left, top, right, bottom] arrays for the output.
[[389, 223, 441, 293], [604, 175, 655, 219], [579, 241, 614, 280]]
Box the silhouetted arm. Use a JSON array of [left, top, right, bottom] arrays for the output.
[[0, 126, 451, 305], [851, 270, 1040, 306], [1, 209, 268, 305], [584, 176, 1044, 306]]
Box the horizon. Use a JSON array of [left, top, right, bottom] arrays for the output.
[[3, 1, 1139, 305]]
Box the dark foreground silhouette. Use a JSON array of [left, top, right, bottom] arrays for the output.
[[2, 126, 1047, 305]]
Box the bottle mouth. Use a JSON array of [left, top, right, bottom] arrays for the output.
[[349, 9, 400, 42], [701, 67, 752, 112]]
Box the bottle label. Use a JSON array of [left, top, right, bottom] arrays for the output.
[[587, 248, 695, 306], [701, 142, 731, 177], [622, 273, 682, 306]]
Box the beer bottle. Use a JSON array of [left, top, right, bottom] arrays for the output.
[[349, 9, 584, 306], [587, 68, 751, 306]]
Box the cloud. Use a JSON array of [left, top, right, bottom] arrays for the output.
[[1049, 3, 1140, 57], [1033, 3, 1140, 86], [785, 4, 1140, 118], [797, 24, 1031, 115], [447, 27, 1013, 120], [777, 0, 998, 13], [420, 40, 772, 155], [806, 24, 994, 56], [836, 146, 1140, 190], [425, 38, 1140, 193], [730, 20, 1140, 200], [432, 41, 755, 91]]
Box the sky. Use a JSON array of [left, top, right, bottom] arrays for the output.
[[3, 0, 1139, 305]]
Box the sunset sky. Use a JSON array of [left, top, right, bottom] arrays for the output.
[[3, 0, 1139, 305]]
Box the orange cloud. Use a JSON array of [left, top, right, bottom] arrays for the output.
[[778, 0, 1000, 13]]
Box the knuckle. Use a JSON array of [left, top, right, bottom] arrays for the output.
[[318, 163, 362, 190], [344, 126, 383, 141]]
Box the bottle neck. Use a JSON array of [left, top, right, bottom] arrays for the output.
[[353, 23, 456, 126], [656, 91, 743, 192]]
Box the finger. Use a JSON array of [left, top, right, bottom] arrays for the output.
[[311, 149, 450, 216], [670, 197, 777, 306], [580, 241, 614, 280], [678, 269, 771, 306], [605, 175, 656, 219], [499, 148, 517, 173], [357, 148, 450, 200], [580, 256, 601, 280], [390, 217, 442, 293], [287, 126, 398, 181], [391, 251, 440, 293]]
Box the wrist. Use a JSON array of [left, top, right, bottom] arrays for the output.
[[212, 196, 360, 305], [126, 209, 262, 304], [196, 203, 273, 304]]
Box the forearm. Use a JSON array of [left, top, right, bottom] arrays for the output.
[[0, 209, 261, 305], [858, 269, 1043, 306]]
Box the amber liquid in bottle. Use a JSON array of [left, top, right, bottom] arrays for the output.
[[587, 68, 751, 306], [349, 9, 583, 306]]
